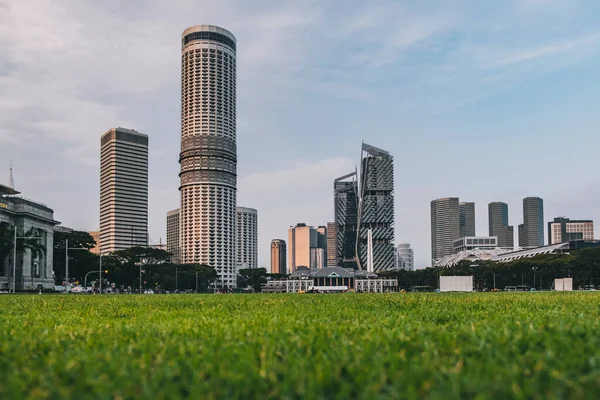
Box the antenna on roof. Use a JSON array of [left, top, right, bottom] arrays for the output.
[[8, 161, 14, 189]]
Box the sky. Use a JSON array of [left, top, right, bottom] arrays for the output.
[[1, 0, 600, 269]]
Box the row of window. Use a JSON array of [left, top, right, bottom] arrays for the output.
[[182, 31, 236, 51]]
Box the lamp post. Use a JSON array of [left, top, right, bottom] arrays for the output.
[[12, 226, 43, 294], [64, 240, 88, 294]]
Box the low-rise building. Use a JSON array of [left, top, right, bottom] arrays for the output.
[[453, 236, 498, 253], [1, 183, 59, 291]]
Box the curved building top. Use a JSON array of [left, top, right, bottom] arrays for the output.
[[182, 25, 236, 50]]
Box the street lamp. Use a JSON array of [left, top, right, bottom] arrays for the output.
[[12, 226, 43, 294], [64, 239, 89, 294]]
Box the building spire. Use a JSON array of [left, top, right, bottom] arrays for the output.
[[8, 161, 14, 189]]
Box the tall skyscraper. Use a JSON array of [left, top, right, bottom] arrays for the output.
[[287, 223, 327, 272], [316, 225, 327, 267], [334, 172, 358, 269], [326, 222, 337, 267], [357, 143, 395, 271], [431, 197, 460, 264], [488, 202, 514, 249], [270, 239, 287, 274], [166, 209, 180, 263], [179, 25, 237, 288], [396, 243, 415, 271], [100, 127, 148, 253], [519, 197, 544, 249], [236, 207, 258, 269], [459, 202, 475, 238], [548, 217, 594, 245]]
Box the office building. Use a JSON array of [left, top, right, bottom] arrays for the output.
[[236, 207, 258, 269], [1, 182, 58, 291], [334, 172, 358, 269], [396, 243, 414, 271], [459, 202, 475, 238], [326, 222, 337, 267], [270, 239, 286, 275], [488, 202, 514, 250], [548, 217, 594, 245], [100, 127, 148, 253], [453, 236, 498, 253], [519, 197, 544, 249], [179, 25, 237, 288], [166, 209, 180, 263], [431, 197, 460, 264], [316, 225, 327, 268], [88, 231, 100, 255], [357, 143, 395, 271]]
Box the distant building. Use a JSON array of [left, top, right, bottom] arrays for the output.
[[459, 202, 475, 238], [236, 207, 258, 269], [270, 239, 286, 275], [326, 222, 337, 267], [166, 209, 180, 263], [316, 225, 327, 268], [334, 172, 359, 269], [548, 217, 594, 245], [357, 143, 395, 271], [396, 243, 414, 270], [100, 127, 148, 253], [431, 197, 460, 264], [88, 231, 100, 255], [1, 183, 58, 291], [261, 267, 397, 293], [488, 202, 514, 250], [519, 197, 544, 249], [453, 236, 498, 253], [287, 223, 326, 272]]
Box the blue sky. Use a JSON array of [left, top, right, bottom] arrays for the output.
[[1, 0, 599, 268]]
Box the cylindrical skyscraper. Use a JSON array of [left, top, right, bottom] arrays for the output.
[[179, 25, 237, 288]]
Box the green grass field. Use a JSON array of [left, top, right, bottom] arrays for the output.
[[1, 293, 599, 399]]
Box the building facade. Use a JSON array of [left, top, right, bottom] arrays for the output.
[[453, 236, 498, 253], [431, 197, 460, 264], [236, 207, 258, 269], [357, 143, 395, 271], [1, 184, 58, 291], [270, 239, 286, 275], [459, 202, 475, 238], [519, 197, 544, 249], [179, 25, 237, 288], [334, 172, 358, 269], [396, 243, 414, 270], [488, 202, 514, 250], [288, 223, 317, 272], [326, 222, 337, 267], [88, 231, 100, 255], [548, 217, 594, 245], [166, 209, 180, 263], [100, 127, 148, 253]]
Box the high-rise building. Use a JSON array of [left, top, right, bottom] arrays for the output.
[[270, 239, 287, 275], [179, 25, 237, 288], [431, 197, 460, 264], [488, 202, 514, 250], [100, 127, 148, 253], [548, 217, 594, 245], [326, 222, 337, 267], [459, 202, 475, 238], [519, 197, 544, 249], [357, 143, 395, 271], [287, 223, 327, 271], [316, 225, 327, 267], [396, 243, 414, 271], [334, 172, 358, 269], [236, 207, 258, 269], [166, 209, 180, 263]]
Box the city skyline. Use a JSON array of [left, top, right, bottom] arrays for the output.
[[2, 1, 600, 269]]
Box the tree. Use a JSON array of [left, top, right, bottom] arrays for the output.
[[108, 247, 173, 291], [238, 268, 268, 292], [53, 231, 98, 284]]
